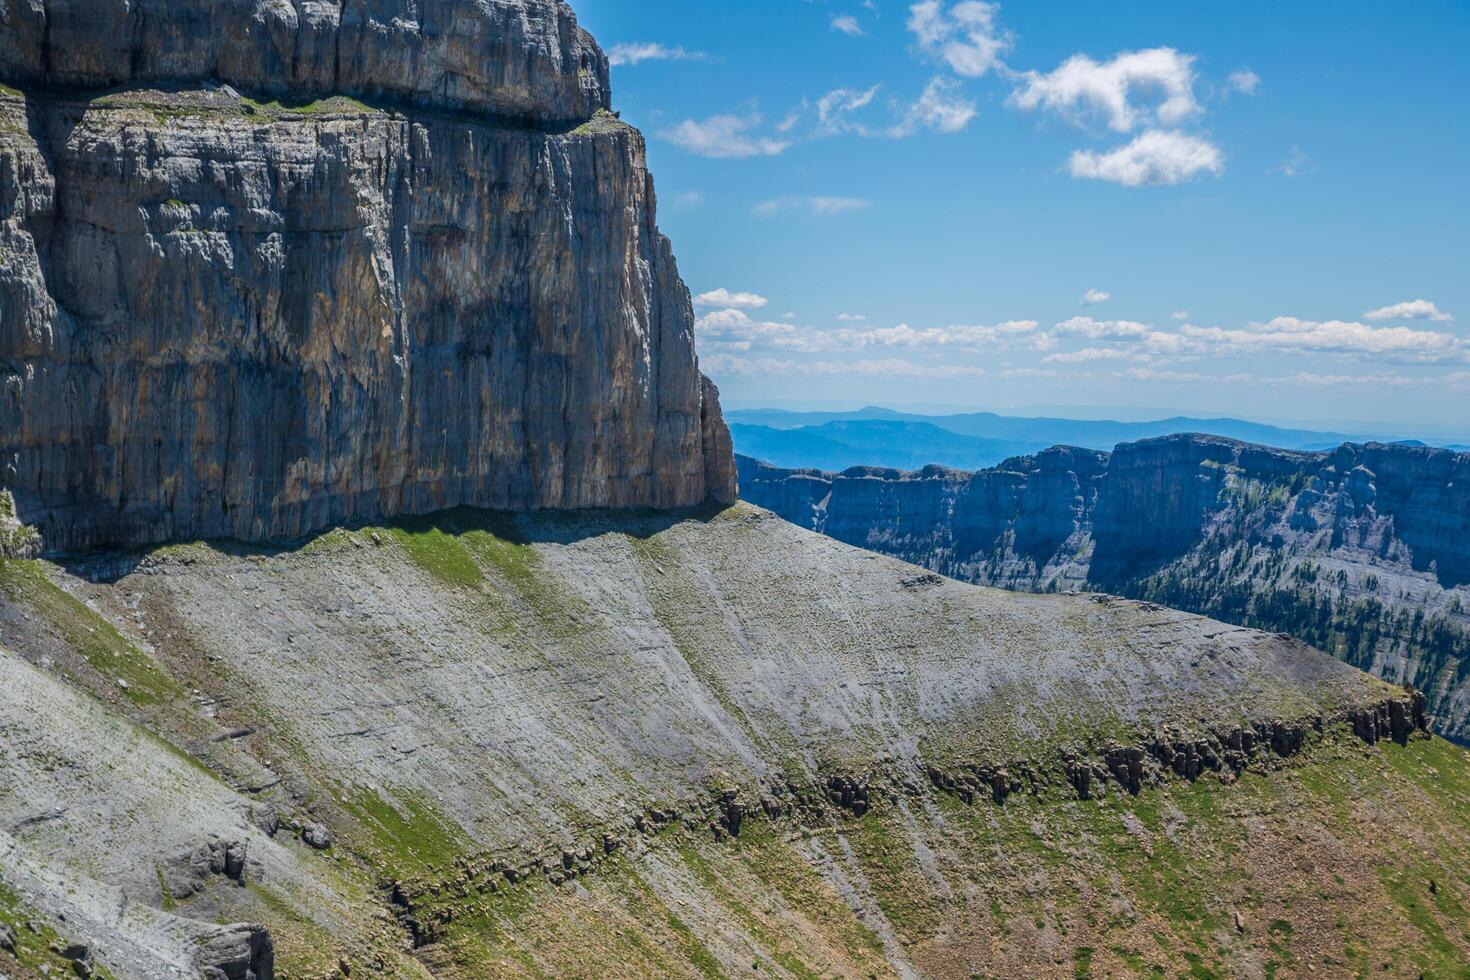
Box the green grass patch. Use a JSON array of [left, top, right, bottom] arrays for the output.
[[387, 523, 484, 589], [339, 785, 471, 880], [0, 559, 184, 707], [0, 882, 119, 979]]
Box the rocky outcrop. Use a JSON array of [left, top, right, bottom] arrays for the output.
[[194, 924, 274, 980], [740, 436, 1470, 741], [0, 2, 734, 555], [0, 0, 609, 126], [738, 445, 1107, 590]]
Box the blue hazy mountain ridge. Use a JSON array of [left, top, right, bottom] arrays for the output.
[[728, 420, 1039, 472], [726, 406, 1393, 458]]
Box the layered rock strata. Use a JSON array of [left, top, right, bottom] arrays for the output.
[[0, 0, 734, 554], [739, 436, 1470, 740]]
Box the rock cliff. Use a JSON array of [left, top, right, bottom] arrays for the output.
[[740, 436, 1470, 741], [0, 0, 734, 554], [0, 0, 610, 125], [0, 506, 1454, 978]]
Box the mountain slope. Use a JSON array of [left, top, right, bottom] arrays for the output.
[[1, 504, 1465, 979], [739, 437, 1470, 744]]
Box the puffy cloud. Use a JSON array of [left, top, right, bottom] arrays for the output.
[[831, 15, 864, 36], [696, 310, 1038, 356], [1081, 288, 1111, 306], [1068, 130, 1224, 187], [754, 196, 873, 219], [814, 85, 883, 136], [1011, 48, 1200, 132], [1227, 69, 1261, 95], [1171, 310, 1190, 321], [1052, 316, 1151, 340], [1180, 317, 1463, 362], [1043, 347, 1140, 364], [812, 78, 977, 138], [608, 43, 706, 67], [900, 76, 979, 134], [836, 313, 867, 321], [838, 321, 1040, 351], [661, 113, 791, 159], [695, 309, 824, 353], [694, 288, 768, 310], [907, 1, 1012, 78], [1363, 299, 1452, 322]]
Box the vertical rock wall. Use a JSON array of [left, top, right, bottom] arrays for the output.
[[0, 1, 736, 553]]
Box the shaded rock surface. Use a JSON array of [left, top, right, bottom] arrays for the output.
[[0, 9, 732, 555], [739, 436, 1470, 741], [0, 504, 1427, 976], [0, 0, 609, 125]]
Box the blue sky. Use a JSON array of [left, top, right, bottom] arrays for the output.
[[573, 0, 1470, 434]]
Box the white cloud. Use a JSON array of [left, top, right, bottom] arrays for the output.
[[1068, 130, 1224, 187], [1227, 69, 1261, 95], [1180, 317, 1464, 363], [1363, 299, 1452, 322], [1171, 310, 1190, 321], [608, 43, 707, 67], [1052, 316, 1150, 340], [661, 114, 791, 159], [899, 76, 979, 135], [837, 321, 1039, 350], [812, 78, 977, 139], [1081, 288, 1111, 306], [704, 354, 989, 381], [836, 313, 867, 321], [1011, 48, 1201, 132], [668, 191, 704, 212], [695, 309, 824, 353], [694, 288, 768, 310], [697, 310, 1038, 356], [907, 1, 1012, 78], [831, 15, 864, 36], [754, 196, 873, 219], [1043, 347, 1141, 364], [815, 85, 883, 137]]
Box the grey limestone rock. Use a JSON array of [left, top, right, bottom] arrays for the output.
[[301, 822, 333, 850], [0, 16, 734, 553], [194, 923, 274, 980], [739, 436, 1470, 741], [0, 0, 608, 126]]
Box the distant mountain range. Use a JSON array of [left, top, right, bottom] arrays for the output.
[[727, 406, 1463, 471]]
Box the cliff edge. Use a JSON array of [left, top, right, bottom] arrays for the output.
[[0, 0, 737, 554]]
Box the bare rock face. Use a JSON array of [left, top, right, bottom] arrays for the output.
[[0, 0, 609, 125], [0, 3, 735, 554], [194, 923, 274, 980], [740, 436, 1470, 742]]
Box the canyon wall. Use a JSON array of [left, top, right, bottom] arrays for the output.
[[0, 0, 735, 554], [740, 436, 1470, 741]]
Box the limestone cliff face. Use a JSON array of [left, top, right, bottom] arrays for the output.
[[738, 446, 1107, 590], [0, 0, 610, 125], [740, 437, 1470, 741], [0, 0, 735, 553]]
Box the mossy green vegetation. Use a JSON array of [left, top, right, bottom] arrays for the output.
[[0, 558, 184, 707], [0, 882, 119, 980], [382, 735, 1470, 978], [339, 785, 473, 880]]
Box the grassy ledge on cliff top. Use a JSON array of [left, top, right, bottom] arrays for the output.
[[0, 504, 1466, 978]]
